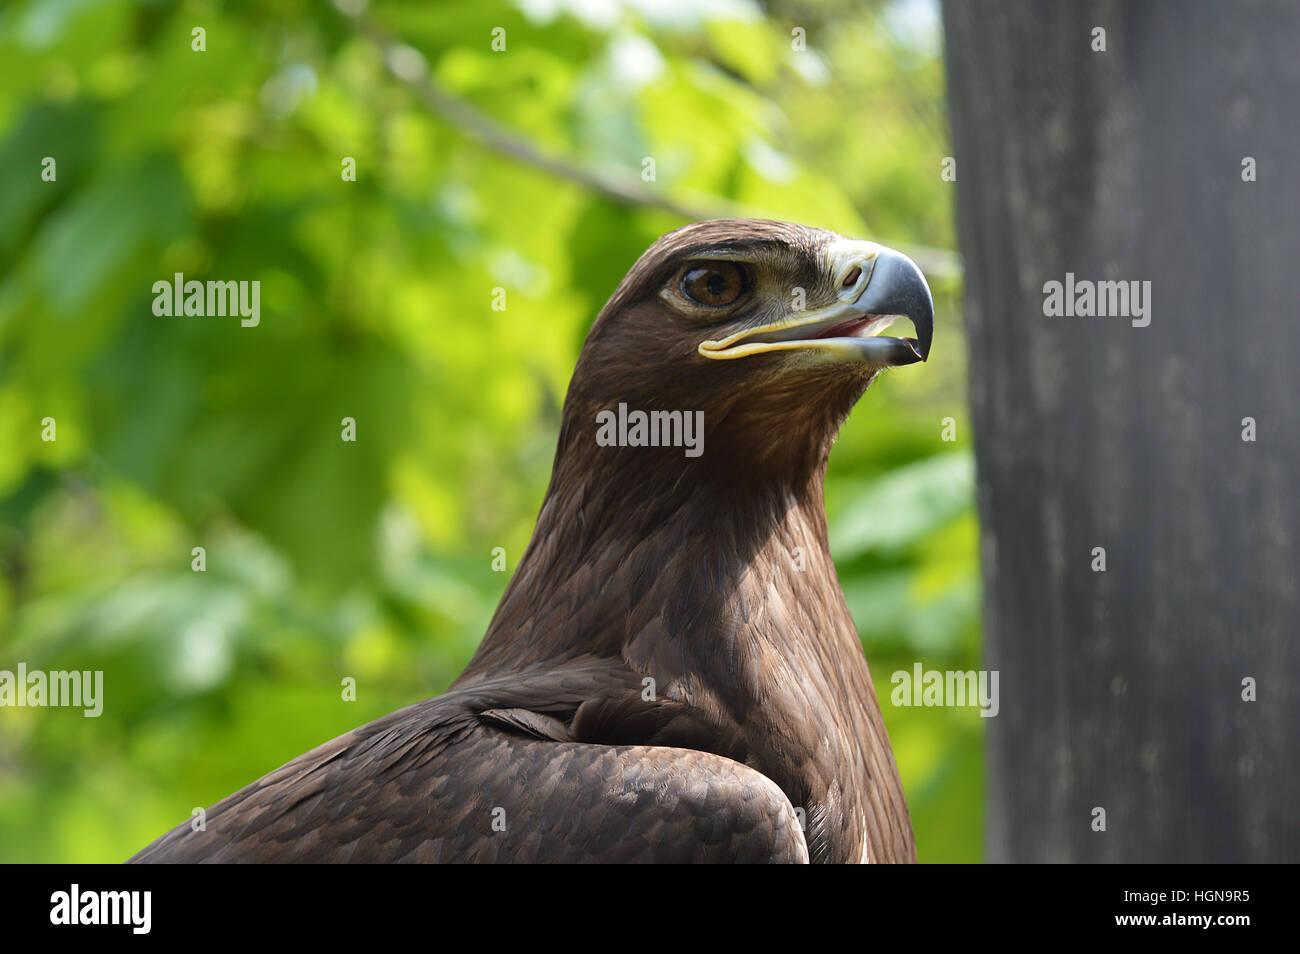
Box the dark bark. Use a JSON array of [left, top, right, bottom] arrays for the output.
[[943, 0, 1300, 861]]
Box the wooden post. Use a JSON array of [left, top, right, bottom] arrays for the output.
[[942, 0, 1300, 861]]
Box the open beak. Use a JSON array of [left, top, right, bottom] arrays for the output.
[[697, 244, 934, 367]]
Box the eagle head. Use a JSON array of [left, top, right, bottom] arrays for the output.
[[558, 218, 934, 482]]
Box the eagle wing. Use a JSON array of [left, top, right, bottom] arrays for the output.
[[128, 661, 808, 864]]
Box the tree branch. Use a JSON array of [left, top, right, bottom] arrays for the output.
[[343, 8, 962, 282]]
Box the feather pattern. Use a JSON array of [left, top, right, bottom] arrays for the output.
[[131, 220, 917, 864]]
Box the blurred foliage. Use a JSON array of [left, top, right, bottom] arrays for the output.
[[0, 0, 980, 862]]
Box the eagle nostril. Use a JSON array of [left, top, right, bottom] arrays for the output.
[[842, 266, 862, 288]]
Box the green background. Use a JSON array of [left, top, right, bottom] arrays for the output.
[[0, 0, 980, 862]]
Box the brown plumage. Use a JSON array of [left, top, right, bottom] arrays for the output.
[[131, 218, 934, 864]]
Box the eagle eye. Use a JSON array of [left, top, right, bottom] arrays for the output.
[[681, 262, 746, 307]]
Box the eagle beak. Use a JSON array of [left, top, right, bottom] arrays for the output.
[[852, 249, 933, 364], [698, 244, 934, 366]]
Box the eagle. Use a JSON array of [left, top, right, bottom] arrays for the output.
[[131, 219, 934, 864]]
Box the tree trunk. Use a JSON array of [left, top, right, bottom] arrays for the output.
[[942, 0, 1300, 862]]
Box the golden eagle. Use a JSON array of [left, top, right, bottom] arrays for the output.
[[131, 219, 934, 864]]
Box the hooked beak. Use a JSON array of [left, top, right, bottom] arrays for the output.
[[697, 243, 934, 367]]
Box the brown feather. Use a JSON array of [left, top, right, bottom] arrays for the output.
[[130, 219, 916, 864]]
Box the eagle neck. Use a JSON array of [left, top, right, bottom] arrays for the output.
[[467, 442, 914, 863]]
